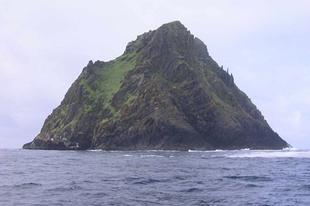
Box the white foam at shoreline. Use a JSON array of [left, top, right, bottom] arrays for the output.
[[226, 150, 310, 158]]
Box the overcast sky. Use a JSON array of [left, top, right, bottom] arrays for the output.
[[1, 0, 309, 149]]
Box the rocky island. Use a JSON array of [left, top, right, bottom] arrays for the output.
[[23, 21, 289, 150]]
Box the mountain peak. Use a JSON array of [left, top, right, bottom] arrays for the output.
[[125, 20, 209, 63], [160, 20, 187, 30], [124, 20, 191, 55], [23, 22, 289, 150]]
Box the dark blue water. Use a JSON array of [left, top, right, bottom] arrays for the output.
[[1, 149, 310, 206]]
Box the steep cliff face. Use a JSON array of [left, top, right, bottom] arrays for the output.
[[23, 21, 289, 150]]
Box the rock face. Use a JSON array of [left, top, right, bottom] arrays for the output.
[[23, 21, 289, 150]]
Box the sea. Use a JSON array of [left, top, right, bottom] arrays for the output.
[[1, 148, 310, 206]]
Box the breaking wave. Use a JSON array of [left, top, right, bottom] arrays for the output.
[[226, 149, 310, 158]]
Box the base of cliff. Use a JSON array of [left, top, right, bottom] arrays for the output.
[[22, 139, 82, 150]]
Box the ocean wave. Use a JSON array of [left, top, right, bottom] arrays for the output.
[[14, 182, 42, 189], [2, 149, 310, 206], [226, 150, 310, 158], [88, 149, 103, 152], [224, 175, 273, 182], [140, 154, 164, 158], [188, 149, 228, 153], [283, 147, 298, 151], [179, 187, 204, 193]]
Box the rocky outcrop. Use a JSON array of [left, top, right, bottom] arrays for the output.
[[23, 21, 289, 150]]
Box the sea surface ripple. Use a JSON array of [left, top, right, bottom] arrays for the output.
[[0, 148, 309, 205]]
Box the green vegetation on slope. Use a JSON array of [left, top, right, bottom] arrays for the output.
[[80, 52, 137, 118]]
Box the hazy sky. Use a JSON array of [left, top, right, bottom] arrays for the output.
[[1, 0, 309, 149]]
